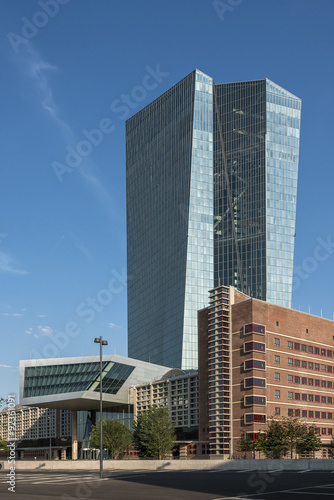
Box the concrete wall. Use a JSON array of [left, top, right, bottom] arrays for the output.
[[3, 459, 334, 471]]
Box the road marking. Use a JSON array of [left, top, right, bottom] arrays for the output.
[[298, 469, 310, 473], [108, 474, 147, 479]]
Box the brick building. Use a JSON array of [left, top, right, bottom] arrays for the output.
[[198, 286, 334, 458]]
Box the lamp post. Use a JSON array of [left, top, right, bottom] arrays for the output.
[[94, 336, 108, 479], [48, 414, 52, 460]]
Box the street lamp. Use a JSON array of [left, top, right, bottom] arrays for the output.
[[94, 336, 108, 479], [48, 414, 52, 461]]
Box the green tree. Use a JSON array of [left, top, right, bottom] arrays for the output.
[[237, 431, 257, 457], [296, 426, 321, 457], [133, 406, 176, 459], [328, 437, 334, 458], [89, 419, 132, 459], [256, 419, 288, 459], [256, 417, 322, 459], [0, 437, 8, 454], [283, 417, 309, 459]]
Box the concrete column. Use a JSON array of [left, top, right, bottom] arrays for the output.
[[61, 448, 66, 460], [72, 410, 78, 460]]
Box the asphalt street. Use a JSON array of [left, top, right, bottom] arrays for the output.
[[1, 469, 334, 499]]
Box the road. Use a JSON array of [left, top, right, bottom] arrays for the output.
[[1, 469, 334, 499]]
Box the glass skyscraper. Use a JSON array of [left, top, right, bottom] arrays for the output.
[[126, 70, 301, 369]]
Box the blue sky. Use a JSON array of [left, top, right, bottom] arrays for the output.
[[0, 0, 334, 399]]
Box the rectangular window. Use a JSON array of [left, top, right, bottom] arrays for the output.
[[295, 409, 300, 417], [275, 407, 280, 415], [321, 364, 326, 372], [329, 429, 333, 435], [244, 414, 266, 424], [308, 346, 313, 354], [288, 409, 294, 416], [302, 377, 307, 385], [315, 379, 320, 386], [302, 410, 307, 417], [275, 390, 280, 399], [309, 411, 314, 418], [274, 356, 280, 364], [244, 359, 266, 371], [308, 362, 313, 369], [288, 358, 293, 366], [301, 344, 307, 352], [274, 338, 280, 347], [302, 361, 307, 368], [244, 323, 266, 335], [322, 412, 327, 419], [328, 413, 333, 420], [321, 349, 326, 356], [274, 373, 280, 381], [315, 411, 320, 418], [244, 341, 266, 353], [244, 395, 266, 406], [327, 366, 333, 373], [302, 394, 307, 401], [315, 395, 320, 402], [321, 380, 326, 388], [322, 396, 326, 403], [308, 378, 313, 386], [294, 360, 300, 368], [315, 348, 320, 355], [322, 428, 326, 434], [327, 350, 332, 358], [288, 392, 293, 400], [308, 395, 314, 402], [315, 364, 320, 371], [294, 343, 300, 350], [295, 376, 300, 384], [328, 397, 333, 404], [288, 375, 293, 383], [244, 377, 266, 388], [287, 341, 293, 349], [295, 393, 300, 400]]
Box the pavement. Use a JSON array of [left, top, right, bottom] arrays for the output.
[[1, 469, 334, 499]]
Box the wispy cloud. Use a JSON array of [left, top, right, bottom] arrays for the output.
[[37, 325, 53, 337], [13, 44, 116, 216], [0, 251, 28, 275], [0, 364, 12, 369], [108, 322, 116, 328], [0, 312, 22, 317], [25, 328, 33, 335]]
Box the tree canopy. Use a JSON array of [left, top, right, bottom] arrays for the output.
[[89, 419, 132, 459], [256, 417, 321, 459], [133, 406, 176, 459]]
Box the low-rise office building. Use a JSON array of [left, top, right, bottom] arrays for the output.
[[198, 286, 334, 458]]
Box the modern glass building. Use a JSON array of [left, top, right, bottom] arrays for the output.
[[126, 70, 214, 369], [19, 355, 170, 459], [126, 70, 301, 370]]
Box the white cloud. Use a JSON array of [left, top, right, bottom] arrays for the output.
[[108, 322, 116, 329], [0, 252, 28, 275], [38, 325, 53, 336], [25, 328, 33, 335], [0, 364, 11, 369], [38, 314, 48, 318]]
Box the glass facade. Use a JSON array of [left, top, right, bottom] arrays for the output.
[[126, 71, 301, 369], [23, 361, 135, 397], [126, 70, 214, 369], [214, 79, 301, 307], [266, 80, 301, 307]]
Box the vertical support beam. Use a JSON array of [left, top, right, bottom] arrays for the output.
[[72, 410, 78, 460]]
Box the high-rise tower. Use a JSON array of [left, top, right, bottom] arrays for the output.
[[126, 70, 301, 369]]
